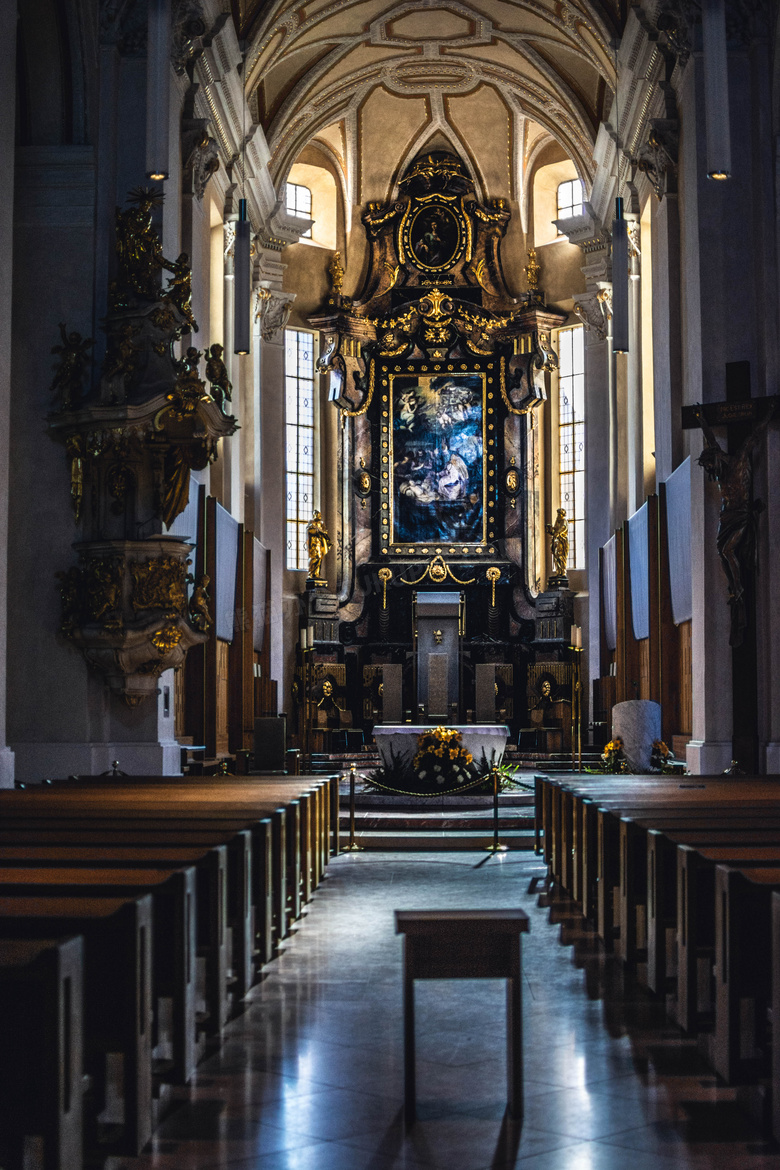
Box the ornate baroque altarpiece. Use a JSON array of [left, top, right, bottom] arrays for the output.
[[307, 152, 565, 728]]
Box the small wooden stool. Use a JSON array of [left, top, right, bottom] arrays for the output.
[[395, 909, 530, 1125]]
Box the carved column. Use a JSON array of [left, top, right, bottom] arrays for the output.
[[651, 193, 684, 485], [572, 286, 613, 697], [626, 215, 644, 516], [0, 8, 15, 786], [220, 214, 242, 518], [254, 246, 295, 708], [678, 53, 733, 773]]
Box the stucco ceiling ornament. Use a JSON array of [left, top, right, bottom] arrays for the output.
[[183, 123, 221, 200], [633, 118, 679, 202], [654, 0, 696, 67], [171, 0, 207, 74], [572, 291, 608, 341]]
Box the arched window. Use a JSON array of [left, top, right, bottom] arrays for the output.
[[285, 329, 316, 569], [556, 178, 584, 224], [285, 182, 312, 238]]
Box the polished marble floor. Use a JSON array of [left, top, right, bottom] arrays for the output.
[[114, 852, 780, 1169]]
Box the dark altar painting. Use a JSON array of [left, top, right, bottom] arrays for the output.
[[391, 373, 486, 545], [407, 204, 461, 270]]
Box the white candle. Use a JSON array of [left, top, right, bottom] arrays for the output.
[[301, 628, 308, 650]]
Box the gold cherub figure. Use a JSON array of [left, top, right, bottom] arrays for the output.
[[546, 507, 569, 579], [306, 510, 332, 583]]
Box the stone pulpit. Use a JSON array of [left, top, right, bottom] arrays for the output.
[[415, 592, 462, 721]]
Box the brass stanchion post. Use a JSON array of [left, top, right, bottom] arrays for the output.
[[344, 762, 363, 852], [485, 765, 507, 853]]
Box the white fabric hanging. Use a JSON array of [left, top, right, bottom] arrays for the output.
[[664, 458, 692, 625]]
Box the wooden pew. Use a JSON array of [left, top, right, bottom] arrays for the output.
[[0, 935, 83, 1170], [0, 895, 153, 1156], [35, 774, 335, 925], [0, 867, 197, 1092], [0, 827, 260, 989], [672, 852, 780, 1051], [713, 864, 780, 1086]]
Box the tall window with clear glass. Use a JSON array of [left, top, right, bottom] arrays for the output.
[[557, 325, 585, 569], [285, 329, 316, 570]]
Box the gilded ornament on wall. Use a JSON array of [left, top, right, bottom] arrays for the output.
[[189, 574, 212, 631], [306, 511, 332, 583], [546, 508, 569, 579], [130, 557, 189, 614]]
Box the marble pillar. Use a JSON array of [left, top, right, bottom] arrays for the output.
[[0, 11, 16, 787], [584, 328, 612, 700], [256, 249, 290, 709], [626, 217, 644, 517], [651, 194, 684, 487], [678, 54, 756, 774]]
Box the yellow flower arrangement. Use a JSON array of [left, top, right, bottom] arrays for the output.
[[600, 736, 626, 773], [413, 725, 474, 784]]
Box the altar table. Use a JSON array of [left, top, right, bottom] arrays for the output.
[[374, 725, 509, 770]]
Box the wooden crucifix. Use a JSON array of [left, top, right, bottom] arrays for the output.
[[682, 362, 778, 772]]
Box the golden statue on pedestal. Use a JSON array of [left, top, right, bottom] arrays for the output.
[[546, 507, 569, 579], [306, 510, 332, 584]]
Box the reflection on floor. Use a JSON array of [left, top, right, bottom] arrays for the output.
[[113, 852, 780, 1169]]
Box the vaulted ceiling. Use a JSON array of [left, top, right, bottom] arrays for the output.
[[242, 0, 621, 203]]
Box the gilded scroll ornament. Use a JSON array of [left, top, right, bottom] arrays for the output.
[[486, 565, 501, 607], [84, 557, 123, 626], [163, 348, 210, 420], [524, 248, 541, 299], [307, 511, 332, 583], [399, 555, 476, 587], [189, 574, 212, 632], [328, 251, 345, 299], [112, 187, 167, 304], [65, 435, 85, 521], [546, 508, 569, 579], [377, 566, 392, 610], [151, 624, 184, 655], [163, 252, 198, 334], [205, 343, 233, 411], [103, 323, 139, 384], [337, 359, 375, 418], [130, 557, 188, 613]]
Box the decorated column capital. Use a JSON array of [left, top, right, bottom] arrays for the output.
[[573, 288, 611, 341], [255, 287, 295, 342]]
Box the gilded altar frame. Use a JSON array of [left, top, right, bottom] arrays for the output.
[[378, 357, 501, 559]]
